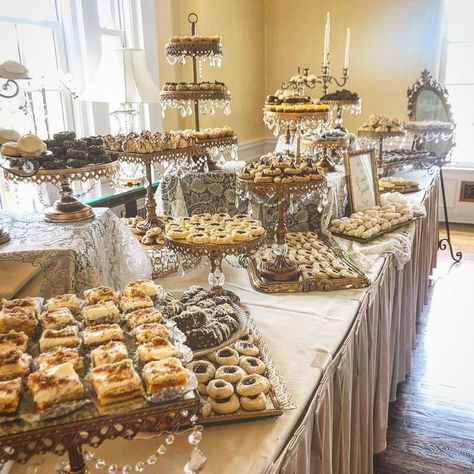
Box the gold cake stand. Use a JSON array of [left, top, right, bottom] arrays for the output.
[[302, 136, 350, 172], [237, 177, 327, 281], [165, 233, 266, 295], [3, 161, 120, 223], [114, 145, 206, 231], [358, 129, 406, 168]]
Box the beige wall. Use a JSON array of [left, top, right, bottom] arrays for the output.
[[265, 0, 444, 132], [155, 0, 443, 140], [155, 0, 266, 142]]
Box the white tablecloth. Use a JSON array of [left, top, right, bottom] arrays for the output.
[[12, 171, 438, 474]]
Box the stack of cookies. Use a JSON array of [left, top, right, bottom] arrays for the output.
[[186, 334, 271, 416], [162, 286, 239, 350], [239, 152, 325, 184], [165, 213, 265, 245]]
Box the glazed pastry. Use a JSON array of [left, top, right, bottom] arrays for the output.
[[39, 308, 76, 330], [83, 323, 124, 347], [90, 340, 128, 367], [39, 325, 81, 352], [236, 374, 271, 396], [123, 279, 163, 300], [44, 294, 82, 314], [201, 399, 212, 417], [83, 286, 119, 305], [234, 341, 259, 357], [240, 392, 267, 411], [134, 323, 172, 343], [206, 379, 234, 399], [0, 128, 20, 145], [0, 307, 37, 337], [0, 141, 20, 156], [28, 362, 84, 411], [0, 330, 28, 354], [1, 297, 38, 315], [215, 365, 246, 384], [239, 356, 266, 375], [36, 347, 84, 373], [215, 347, 240, 366], [82, 301, 120, 326], [136, 337, 183, 363], [0, 349, 32, 379], [0, 378, 23, 414], [143, 358, 189, 394], [90, 359, 144, 405], [120, 294, 154, 313], [125, 308, 164, 330], [186, 360, 216, 383], [209, 393, 240, 414]]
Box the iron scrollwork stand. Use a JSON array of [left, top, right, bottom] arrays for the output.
[[407, 69, 462, 263]]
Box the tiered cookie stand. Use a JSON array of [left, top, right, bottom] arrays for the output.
[[161, 12, 236, 169], [2, 160, 119, 222], [237, 178, 327, 282], [357, 129, 406, 170], [302, 135, 350, 172]]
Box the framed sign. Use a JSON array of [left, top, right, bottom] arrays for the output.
[[344, 148, 380, 213]]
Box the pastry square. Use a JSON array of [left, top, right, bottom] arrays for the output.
[[136, 337, 183, 363], [44, 294, 82, 313], [123, 279, 160, 299], [124, 308, 164, 331], [142, 358, 189, 395], [83, 323, 124, 347], [0, 377, 23, 414], [1, 297, 38, 315], [27, 362, 84, 411], [36, 347, 84, 374], [119, 295, 154, 313], [82, 301, 120, 326], [83, 286, 119, 305], [90, 359, 144, 405], [39, 308, 76, 330], [39, 325, 81, 352], [134, 323, 172, 344], [90, 340, 128, 367], [0, 307, 37, 337], [0, 349, 32, 379], [0, 330, 28, 354]]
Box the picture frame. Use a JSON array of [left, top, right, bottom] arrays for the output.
[[343, 148, 380, 213]]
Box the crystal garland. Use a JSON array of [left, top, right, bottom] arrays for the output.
[[263, 113, 332, 137], [166, 53, 222, 68], [161, 98, 231, 118], [25, 414, 205, 474]]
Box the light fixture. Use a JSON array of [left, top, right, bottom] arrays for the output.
[[0, 60, 30, 99], [81, 48, 161, 133]]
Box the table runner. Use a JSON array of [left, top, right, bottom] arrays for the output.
[[0, 209, 152, 299], [11, 170, 438, 474]]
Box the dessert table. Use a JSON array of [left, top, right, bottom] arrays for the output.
[[11, 170, 438, 474], [0, 208, 152, 299]]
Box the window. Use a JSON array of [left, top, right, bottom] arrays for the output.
[[443, 0, 474, 165], [0, 0, 144, 139]]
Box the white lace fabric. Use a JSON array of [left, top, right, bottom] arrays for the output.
[[0, 208, 152, 298]]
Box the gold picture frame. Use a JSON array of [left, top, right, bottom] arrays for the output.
[[344, 148, 381, 214]]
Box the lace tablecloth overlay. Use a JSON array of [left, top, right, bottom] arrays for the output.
[[0, 208, 152, 299], [156, 163, 348, 234], [156, 167, 240, 217]]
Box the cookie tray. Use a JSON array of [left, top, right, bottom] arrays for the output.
[[380, 185, 421, 194], [244, 236, 370, 293], [330, 216, 423, 244], [196, 311, 294, 425]]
